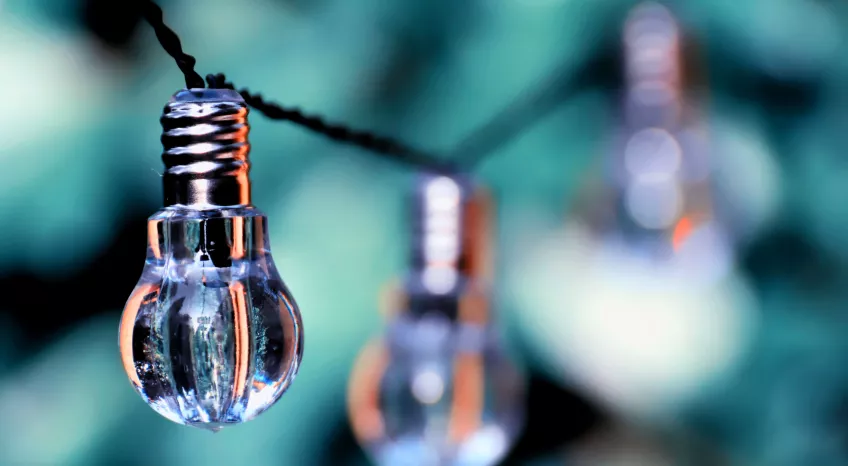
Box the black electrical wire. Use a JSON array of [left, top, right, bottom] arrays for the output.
[[205, 73, 454, 172], [141, 0, 593, 174], [449, 49, 620, 171], [141, 0, 449, 171], [140, 1, 204, 89]]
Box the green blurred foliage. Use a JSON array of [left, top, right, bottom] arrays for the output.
[[1, 0, 848, 464]]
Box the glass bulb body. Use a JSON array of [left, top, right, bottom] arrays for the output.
[[348, 313, 524, 466], [119, 88, 303, 431], [120, 207, 302, 431]]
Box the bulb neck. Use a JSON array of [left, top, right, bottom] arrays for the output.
[[406, 172, 492, 300], [622, 2, 684, 129], [160, 88, 252, 209]]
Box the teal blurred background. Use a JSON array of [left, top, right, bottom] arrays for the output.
[[1, 0, 848, 464]]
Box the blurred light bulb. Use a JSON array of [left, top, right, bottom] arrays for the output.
[[512, 2, 753, 420], [348, 172, 524, 465], [119, 89, 303, 432]]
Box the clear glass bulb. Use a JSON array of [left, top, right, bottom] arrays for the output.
[[119, 89, 303, 431], [348, 306, 524, 466]]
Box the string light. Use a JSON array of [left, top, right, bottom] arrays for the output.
[[126, 0, 599, 437], [125, 0, 529, 434]]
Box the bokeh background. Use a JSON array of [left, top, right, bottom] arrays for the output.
[[1, 0, 847, 464]]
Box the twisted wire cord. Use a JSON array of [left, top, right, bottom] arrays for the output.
[[204, 74, 452, 171], [451, 49, 619, 170], [140, 0, 447, 171], [141, 0, 583, 173], [140, 1, 205, 89]]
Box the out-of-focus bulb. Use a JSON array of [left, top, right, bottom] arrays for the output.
[[348, 172, 524, 465], [118, 89, 304, 432]]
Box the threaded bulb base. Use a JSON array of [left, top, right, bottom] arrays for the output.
[[161, 88, 252, 209]]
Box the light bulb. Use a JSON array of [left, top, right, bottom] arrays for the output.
[[348, 172, 525, 466], [119, 89, 304, 432]]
